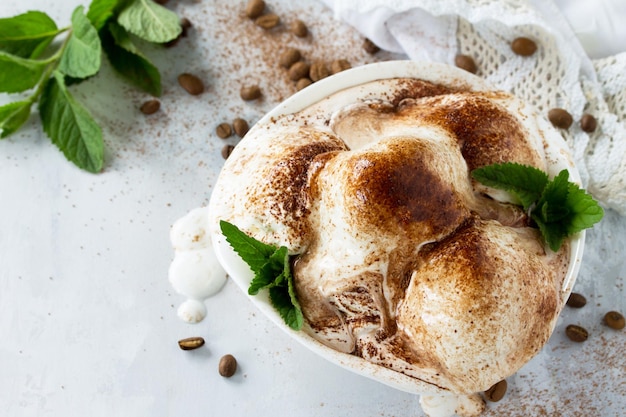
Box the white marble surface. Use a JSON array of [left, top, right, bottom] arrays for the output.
[[0, 1, 624, 417]]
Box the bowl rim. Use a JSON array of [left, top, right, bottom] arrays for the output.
[[208, 60, 585, 395]]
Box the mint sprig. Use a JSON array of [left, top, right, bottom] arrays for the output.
[[0, 0, 182, 172], [220, 220, 304, 331], [472, 162, 604, 251]]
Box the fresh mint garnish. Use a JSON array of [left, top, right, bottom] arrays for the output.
[[472, 163, 604, 251], [220, 220, 304, 331], [0, 0, 182, 172]]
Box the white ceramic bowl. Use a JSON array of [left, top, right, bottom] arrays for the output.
[[208, 61, 585, 395]]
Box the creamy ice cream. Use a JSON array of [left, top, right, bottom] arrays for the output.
[[209, 65, 577, 416]]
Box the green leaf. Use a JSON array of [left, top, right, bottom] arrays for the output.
[[101, 21, 161, 96], [535, 170, 570, 224], [0, 51, 48, 93], [117, 0, 182, 43], [38, 71, 104, 173], [0, 100, 32, 138], [220, 220, 277, 272], [87, 0, 123, 30], [0, 11, 60, 58], [248, 246, 288, 295], [471, 162, 549, 210], [564, 182, 604, 235], [58, 6, 102, 78], [285, 263, 304, 330], [270, 285, 304, 331]]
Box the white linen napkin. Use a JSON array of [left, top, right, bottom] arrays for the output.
[[320, 0, 626, 215]]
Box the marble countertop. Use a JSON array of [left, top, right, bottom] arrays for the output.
[[1, 1, 624, 416]]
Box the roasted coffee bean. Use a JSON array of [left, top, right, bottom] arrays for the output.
[[245, 0, 265, 19], [181, 18, 192, 36], [240, 84, 261, 101], [511, 37, 537, 56], [604, 311, 625, 330], [296, 78, 312, 91], [565, 324, 589, 342], [255, 13, 280, 30], [566, 292, 587, 308], [178, 73, 204, 95], [548, 108, 573, 129], [219, 354, 237, 377], [177, 337, 205, 351], [309, 61, 329, 82], [233, 118, 249, 137], [484, 379, 507, 402], [580, 113, 598, 133], [330, 59, 351, 74], [455, 54, 478, 74], [279, 48, 301, 68], [140, 99, 160, 115], [288, 61, 310, 81], [221, 144, 235, 160], [216, 123, 232, 139], [362, 38, 380, 54], [290, 19, 308, 37]]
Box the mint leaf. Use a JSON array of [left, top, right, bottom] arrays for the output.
[[565, 182, 604, 235], [220, 220, 276, 271], [0, 51, 48, 93], [471, 162, 549, 210], [87, 0, 125, 31], [117, 0, 182, 43], [220, 220, 304, 330], [38, 71, 104, 173], [0, 100, 32, 138], [58, 6, 102, 79], [101, 21, 161, 96], [0, 11, 60, 59]]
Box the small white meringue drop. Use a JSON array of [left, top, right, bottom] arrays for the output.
[[169, 248, 227, 300], [170, 207, 212, 251], [177, 299, 208, 324]]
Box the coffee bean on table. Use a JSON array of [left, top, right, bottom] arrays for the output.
[[255, 13, 280, 30], [177, 337, 205, 351], [330, 59, 351, 74], [291, 19, 308, 37], [233, 118, 249, 137], [511, 37, 537, 56], [219, 354, 238, 377], [309, 61, 329, 82], [565, 324, 589, 342], [140, 99, 160, 115], [245, 0, 265, 19], [178, 73, 204, 95], [566, 292, 587, 308], [279, 48, 301, 69], [484, 379, 507, 402], [216, 123, 232, 139], [548, 108, 573, 129], [604, 311, 625, 330], [296, 78, 312, 91], [455, 54, 478, 74], [221, 144, 235, 160], [362, 38, 380, 54], [580, 113, 598, 133], [240, 85, 262, 101], [288, 61, 310, 81]]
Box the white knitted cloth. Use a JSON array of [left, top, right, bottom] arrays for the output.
[[320, 0, 626, 215]]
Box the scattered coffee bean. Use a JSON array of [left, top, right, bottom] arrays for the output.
[[455, 54, 478, 74], [178, 73, 204, 95], [309, 61, 329, 82], [565, 324, 589, 342], [140, 99, 160, 115], [279, 48, 301, 69], [548, 108, 573, 129], [245, 0, 265, 19], [240, 84, 261, 101], [288, 61, 310, 81], [580, 113, 598, 133], [362, 38, 380, 54], [511, 37, 537, 56], [330, 59, 351, 74], [221, 144, 235, 159], [177, 337, 205, 351], [233, 118, 249, 137], [290, 19, 308, 37], [216, 122, 233, 139], [296, 78, 312, 91], [219, 354, 238, 377], [566, 292, 587, 308], [604, 311, 625, 330], [181, 17, 192, 36], [255, 13, 280, 30], [484, 379, 507, 402]]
